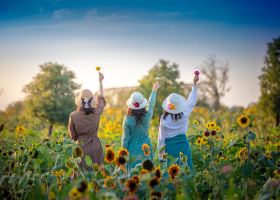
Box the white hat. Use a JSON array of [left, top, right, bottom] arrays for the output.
[[126, 92, 147, 109], [162, 93, 187, 114], [75, 89, 95, 107]]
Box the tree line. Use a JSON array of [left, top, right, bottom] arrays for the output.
[[0, 37, 279, 135]]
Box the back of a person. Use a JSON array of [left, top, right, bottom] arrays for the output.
[[121, 81, 160, 171]]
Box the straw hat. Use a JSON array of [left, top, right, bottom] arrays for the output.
[[162, 93, 187, 114], [126, 92, 147, 109], [75, 89, 95, 107]]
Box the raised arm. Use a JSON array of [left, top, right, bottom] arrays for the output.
[[185, 75, 199, 115], [96, 72, 106, 113], [146, 81, 160, 118], [99, 72, 104, 97]]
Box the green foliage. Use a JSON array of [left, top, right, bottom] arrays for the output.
[[138, 59, 184, 118], [23, 63, 80, 126], [259, 37, 280, 126]]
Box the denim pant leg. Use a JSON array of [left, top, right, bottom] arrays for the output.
[[185, 139, 193, 170]]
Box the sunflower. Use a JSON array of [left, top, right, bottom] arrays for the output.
[[16, 125, 25, 134], [237, 115, 250, 128], [202, 137, 208, 145], [236, 147, 248, 160], [192, 120, 199, 126], [142, 144, 150, 157], [69, 187, 82, 199], [73, 147, 83, 158], [118, 148, 129, 157], [96, 66, 101, 71], [215, 126, 220, 132], [142, 159, 154, 171], [195, 138, 203, 146], [132, 175, 140, 185], [151, 191, 162, 199], [274, 169, 280, 179], [218, 151, 223, 157], [149, 177, 159, 188], [126, 179, 138, 194], [206, 121, 216, 130], [168, 164, 180, 179], [105, 147, 115, 164], [115, 156, 127, 167], [104, 176, 116, 189], [203, 130, 210, 137], [155, 167, 161, 180], [139, 169, 148, 175], [210, 130, 217, 136]]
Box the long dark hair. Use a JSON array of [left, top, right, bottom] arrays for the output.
[[163, 111, 184, 121], [81, 97, 95, 115], [127, 108, 147, 126]]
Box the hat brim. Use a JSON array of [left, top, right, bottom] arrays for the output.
[[162, 95, 187, 114], [126, 98, 148, 109]]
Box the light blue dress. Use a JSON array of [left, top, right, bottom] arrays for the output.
[[121, 91, 156, 170]]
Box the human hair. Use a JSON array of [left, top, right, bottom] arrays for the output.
[[127, 108, 147, 126], [163, 111, 184, 121], [81, 97, 95, 115]]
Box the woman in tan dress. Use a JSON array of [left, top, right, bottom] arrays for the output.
[[68, 72, 106, 170]]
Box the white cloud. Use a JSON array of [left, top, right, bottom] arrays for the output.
[[53, 8, 72, 19]]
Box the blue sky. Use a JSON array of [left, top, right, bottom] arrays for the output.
[[0, 0, 280, 109]]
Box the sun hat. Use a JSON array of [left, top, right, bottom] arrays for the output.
[[162, 93, 187, 114], [126, 92, 148, 109], [75, 89, 95, 108]]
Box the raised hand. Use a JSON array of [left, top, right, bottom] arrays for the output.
[[193, 75, 199, 86], [153, 81, 160, 91]]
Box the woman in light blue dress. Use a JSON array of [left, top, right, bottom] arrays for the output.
[[121, 81, 160, 170]]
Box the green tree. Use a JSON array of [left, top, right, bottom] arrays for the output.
[[23, 63, 80, 135], [259, 37, 280, 127], [138, 59, 184, 119], [200, 54, 230, 111]]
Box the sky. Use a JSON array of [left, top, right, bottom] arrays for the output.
[[0, 0, 280, 110]]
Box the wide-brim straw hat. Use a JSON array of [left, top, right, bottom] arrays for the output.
[[126, 92, 147, 109], [162, 93, 187, 114], [75, 89, 95, 106]]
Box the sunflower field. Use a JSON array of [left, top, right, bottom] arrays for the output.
[[0, 106, 279, 200]]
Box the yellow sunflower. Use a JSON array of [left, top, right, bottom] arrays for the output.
[[126, 179, 138, 194], [195, 138, 203, 146], [237, 115, 250, 128], [115, 156, 127, 167], [192, 120, 199, 126], [96, 66, 101, 71], [132, 175, 140, 185], [142, 144, 150, 157], [139, 169, 148, 175], [168, 164, 180, 179], [69, 187, 82, 199], [105, 148, 115, 164], [73, 147, 83, 158], [118, 148, 129, 157], [155, 167, 162, 180]]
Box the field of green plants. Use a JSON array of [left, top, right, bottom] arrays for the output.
[[0, 105, 279, 200]]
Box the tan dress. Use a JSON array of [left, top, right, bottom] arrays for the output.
[[68, 96, 106, 169]]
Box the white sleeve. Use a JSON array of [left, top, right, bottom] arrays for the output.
[[157, 121, 166, 160], [184, 85, 197, 115]]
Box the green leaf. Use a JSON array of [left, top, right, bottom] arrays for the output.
[[85, 155, 92, 167]]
